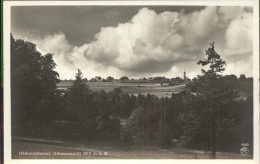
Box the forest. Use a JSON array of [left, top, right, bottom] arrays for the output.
[[10, 34, 253, 158]]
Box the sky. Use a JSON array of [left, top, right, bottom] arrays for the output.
[[11, 6, 253, 80]]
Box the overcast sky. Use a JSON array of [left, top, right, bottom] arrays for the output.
[[11, 6, 253, 80]]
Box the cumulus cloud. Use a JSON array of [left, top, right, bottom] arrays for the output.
[[14, 6, 253, 79], [82, 7, 221, 74], [224, 59, 253, 77], [178, 6, 219, 39], [218, 6, 253, 56], [218, 6, 244, 24], [224, 12, 253, 56]]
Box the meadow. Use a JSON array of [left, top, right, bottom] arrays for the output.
[[12, 141, 251, 159], [57, 81, 186, 98]]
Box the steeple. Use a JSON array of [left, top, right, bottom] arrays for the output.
[[184, 70, 186, 81]]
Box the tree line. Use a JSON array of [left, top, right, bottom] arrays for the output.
[[11, 35, 253, 157]]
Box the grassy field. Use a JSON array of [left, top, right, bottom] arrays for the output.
[[57, 81, 186, 98], [12, 141, 252, 159]]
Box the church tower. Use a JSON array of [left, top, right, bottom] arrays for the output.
[[184, 71, 187, 81]]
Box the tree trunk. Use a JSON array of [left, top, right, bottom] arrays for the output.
[[211, 108, 216, 159]]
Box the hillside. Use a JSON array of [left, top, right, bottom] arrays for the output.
[[57, 81, 186, 98]]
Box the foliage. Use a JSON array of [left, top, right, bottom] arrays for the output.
[[106, 76, 115, 82], [65, 69, 90, 121], [11, 37, 253, 154], [11, 34, 60, 137], [182, 43, 253, 157], [120, 76, 129, 81], [122, 93, 184, 149]]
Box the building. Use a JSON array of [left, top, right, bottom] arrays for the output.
[[183, 71, 191, 83]]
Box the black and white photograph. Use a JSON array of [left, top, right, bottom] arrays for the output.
[[3, 0, 259, 162]]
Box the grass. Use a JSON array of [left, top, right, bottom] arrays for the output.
[[12, 141, 252, 159], [57, 81, 186, 98]]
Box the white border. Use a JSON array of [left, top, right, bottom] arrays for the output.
[[3, 1, 260, 164], [2, 0, 258, 6]]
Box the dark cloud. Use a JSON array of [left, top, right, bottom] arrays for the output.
[[119, 59, 176, 73], [103, 10, 120, 19], [11, 6, 204, 46]]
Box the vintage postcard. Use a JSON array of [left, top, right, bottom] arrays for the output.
[[3, 0, 259, 164]]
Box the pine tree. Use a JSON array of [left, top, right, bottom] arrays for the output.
[[67, 69, 89, 121], [184, 43, 238, 158]]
